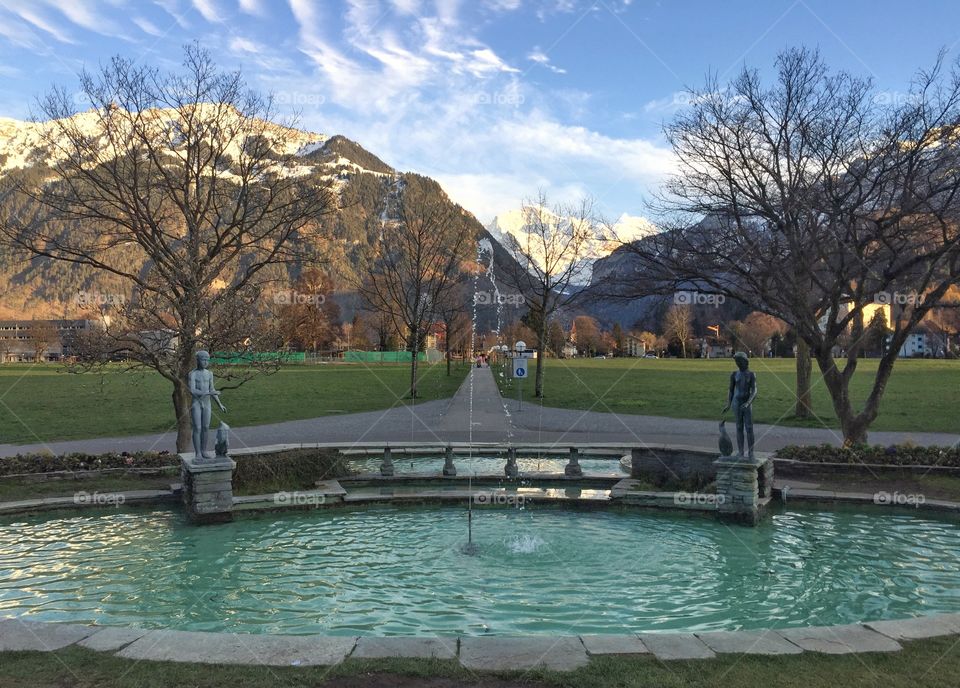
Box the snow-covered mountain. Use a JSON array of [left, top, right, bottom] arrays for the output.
[[485, 207, 656, 283], [0, 107, 519, 324]]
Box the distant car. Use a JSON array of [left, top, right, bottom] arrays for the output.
[[643, 353, 658, 359], [594, 354, 606, 359]]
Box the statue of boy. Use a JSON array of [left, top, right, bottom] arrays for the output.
[[721, 351, 757, 458], [189, 350, 227, 460]]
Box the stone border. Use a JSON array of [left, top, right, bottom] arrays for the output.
[[2, 482, 959, 518], [2, 614, 959, 670]]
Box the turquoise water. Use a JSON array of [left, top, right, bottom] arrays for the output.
[[1, 505, 959, 635], [347, 454, 628, 476]]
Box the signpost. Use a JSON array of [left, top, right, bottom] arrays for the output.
[[514, 341, 526, 410]]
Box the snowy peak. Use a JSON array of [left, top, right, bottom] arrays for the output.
[[486, 208, 656, 260], [0, 106, 328, 175]]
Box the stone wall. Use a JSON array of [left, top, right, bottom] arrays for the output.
[[631, 447, 718, 488]]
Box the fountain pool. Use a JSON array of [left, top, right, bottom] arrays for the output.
[[2, 504, 959, 636]]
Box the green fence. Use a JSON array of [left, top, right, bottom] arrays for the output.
[[211, 351, 306, 365], [343, 350, 426, 363]]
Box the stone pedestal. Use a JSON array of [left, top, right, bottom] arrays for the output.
[[443, 445, 457, 476], [564, 447, 583, 477], [380, 447, 394, 477], [504, 447, 518, 479], [713, 454, 773, 526], [180, 454, 236, 524]]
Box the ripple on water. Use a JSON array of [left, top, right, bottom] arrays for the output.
[[1, 505, 960, 635]]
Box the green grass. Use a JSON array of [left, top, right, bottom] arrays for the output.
[[3, 638, 960, 687], [0, 362, 468, 445], [496, 358, 960, 434]]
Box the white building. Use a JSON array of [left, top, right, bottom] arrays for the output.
[[898, 331, 927, 358]]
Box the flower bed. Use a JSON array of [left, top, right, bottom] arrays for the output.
[[0, 451, 177, 477], [776, 444, 960, 467]]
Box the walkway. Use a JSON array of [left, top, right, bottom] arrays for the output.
[[1, 366, 957, 457]]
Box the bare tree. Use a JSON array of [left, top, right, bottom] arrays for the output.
[[434, 284, 472, 376], [728, 312, 786, 357], [500, 192, 598, 397], [276, 269, 341, 354], [572, 315, 601, 356], [662, 304, 693, 358], [0, 45, 335, 451], [618, 47, 960, 443], [357, 174, 471, 398], [29, 320, 60, 362]]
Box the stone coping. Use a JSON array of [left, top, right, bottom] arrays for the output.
[[2, 614, 959, 669], [1, 484, 959, 517], [222, 442, 658, 457]]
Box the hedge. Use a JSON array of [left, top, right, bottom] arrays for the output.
[[776, 444, 960, 467]]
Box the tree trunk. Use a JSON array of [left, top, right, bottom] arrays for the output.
[[409, 327, 419, 399], [173, 378, 192, 453], [814, 347, 889, 447], [445, 321, 452, 376], [794, 338, 812, 419], [535, 320, 548, 398]]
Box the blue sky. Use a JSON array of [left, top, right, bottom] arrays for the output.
[[1, 0, 959, 223]]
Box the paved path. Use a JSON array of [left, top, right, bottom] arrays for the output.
[[1, 366, 957, 457]]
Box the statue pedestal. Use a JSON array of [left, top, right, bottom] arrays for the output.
[[442, 445, 457, 476], [564, 447, 583, 477], [180, 453, 236, 524], [380, 448, 395, 477], [713, 454, 773, 526], [504, 447, 518, 479]]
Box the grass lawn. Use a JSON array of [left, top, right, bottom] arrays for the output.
[[495, 357, 960, 435], [2, 638, 960, 687], [0, 362, 468, 445]]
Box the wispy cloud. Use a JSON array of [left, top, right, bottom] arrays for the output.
[[191, 0, 223, 23], [528, 49, 567, 74]]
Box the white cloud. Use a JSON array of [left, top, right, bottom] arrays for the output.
[[238, 0, 265, 16], [9, 5, 76, 44], [132, 16, 166, 36], [191, 0, 222, 23], [527, 49, 566, 74]]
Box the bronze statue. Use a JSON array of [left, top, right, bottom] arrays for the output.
[[189, 350, 227, 459], [721, 351, 757, 458]]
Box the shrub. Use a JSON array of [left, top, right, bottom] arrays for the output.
[[0, 451, 176, 477], [232, 448, 350, 494], [776, 444, 960, 467]]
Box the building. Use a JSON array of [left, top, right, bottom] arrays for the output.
[[561, 341, 578, 358], [817, 302, 892, 333], [898, 331, 927, 357], [0, 319, 95, 362], [624, 334, 647, 357]]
